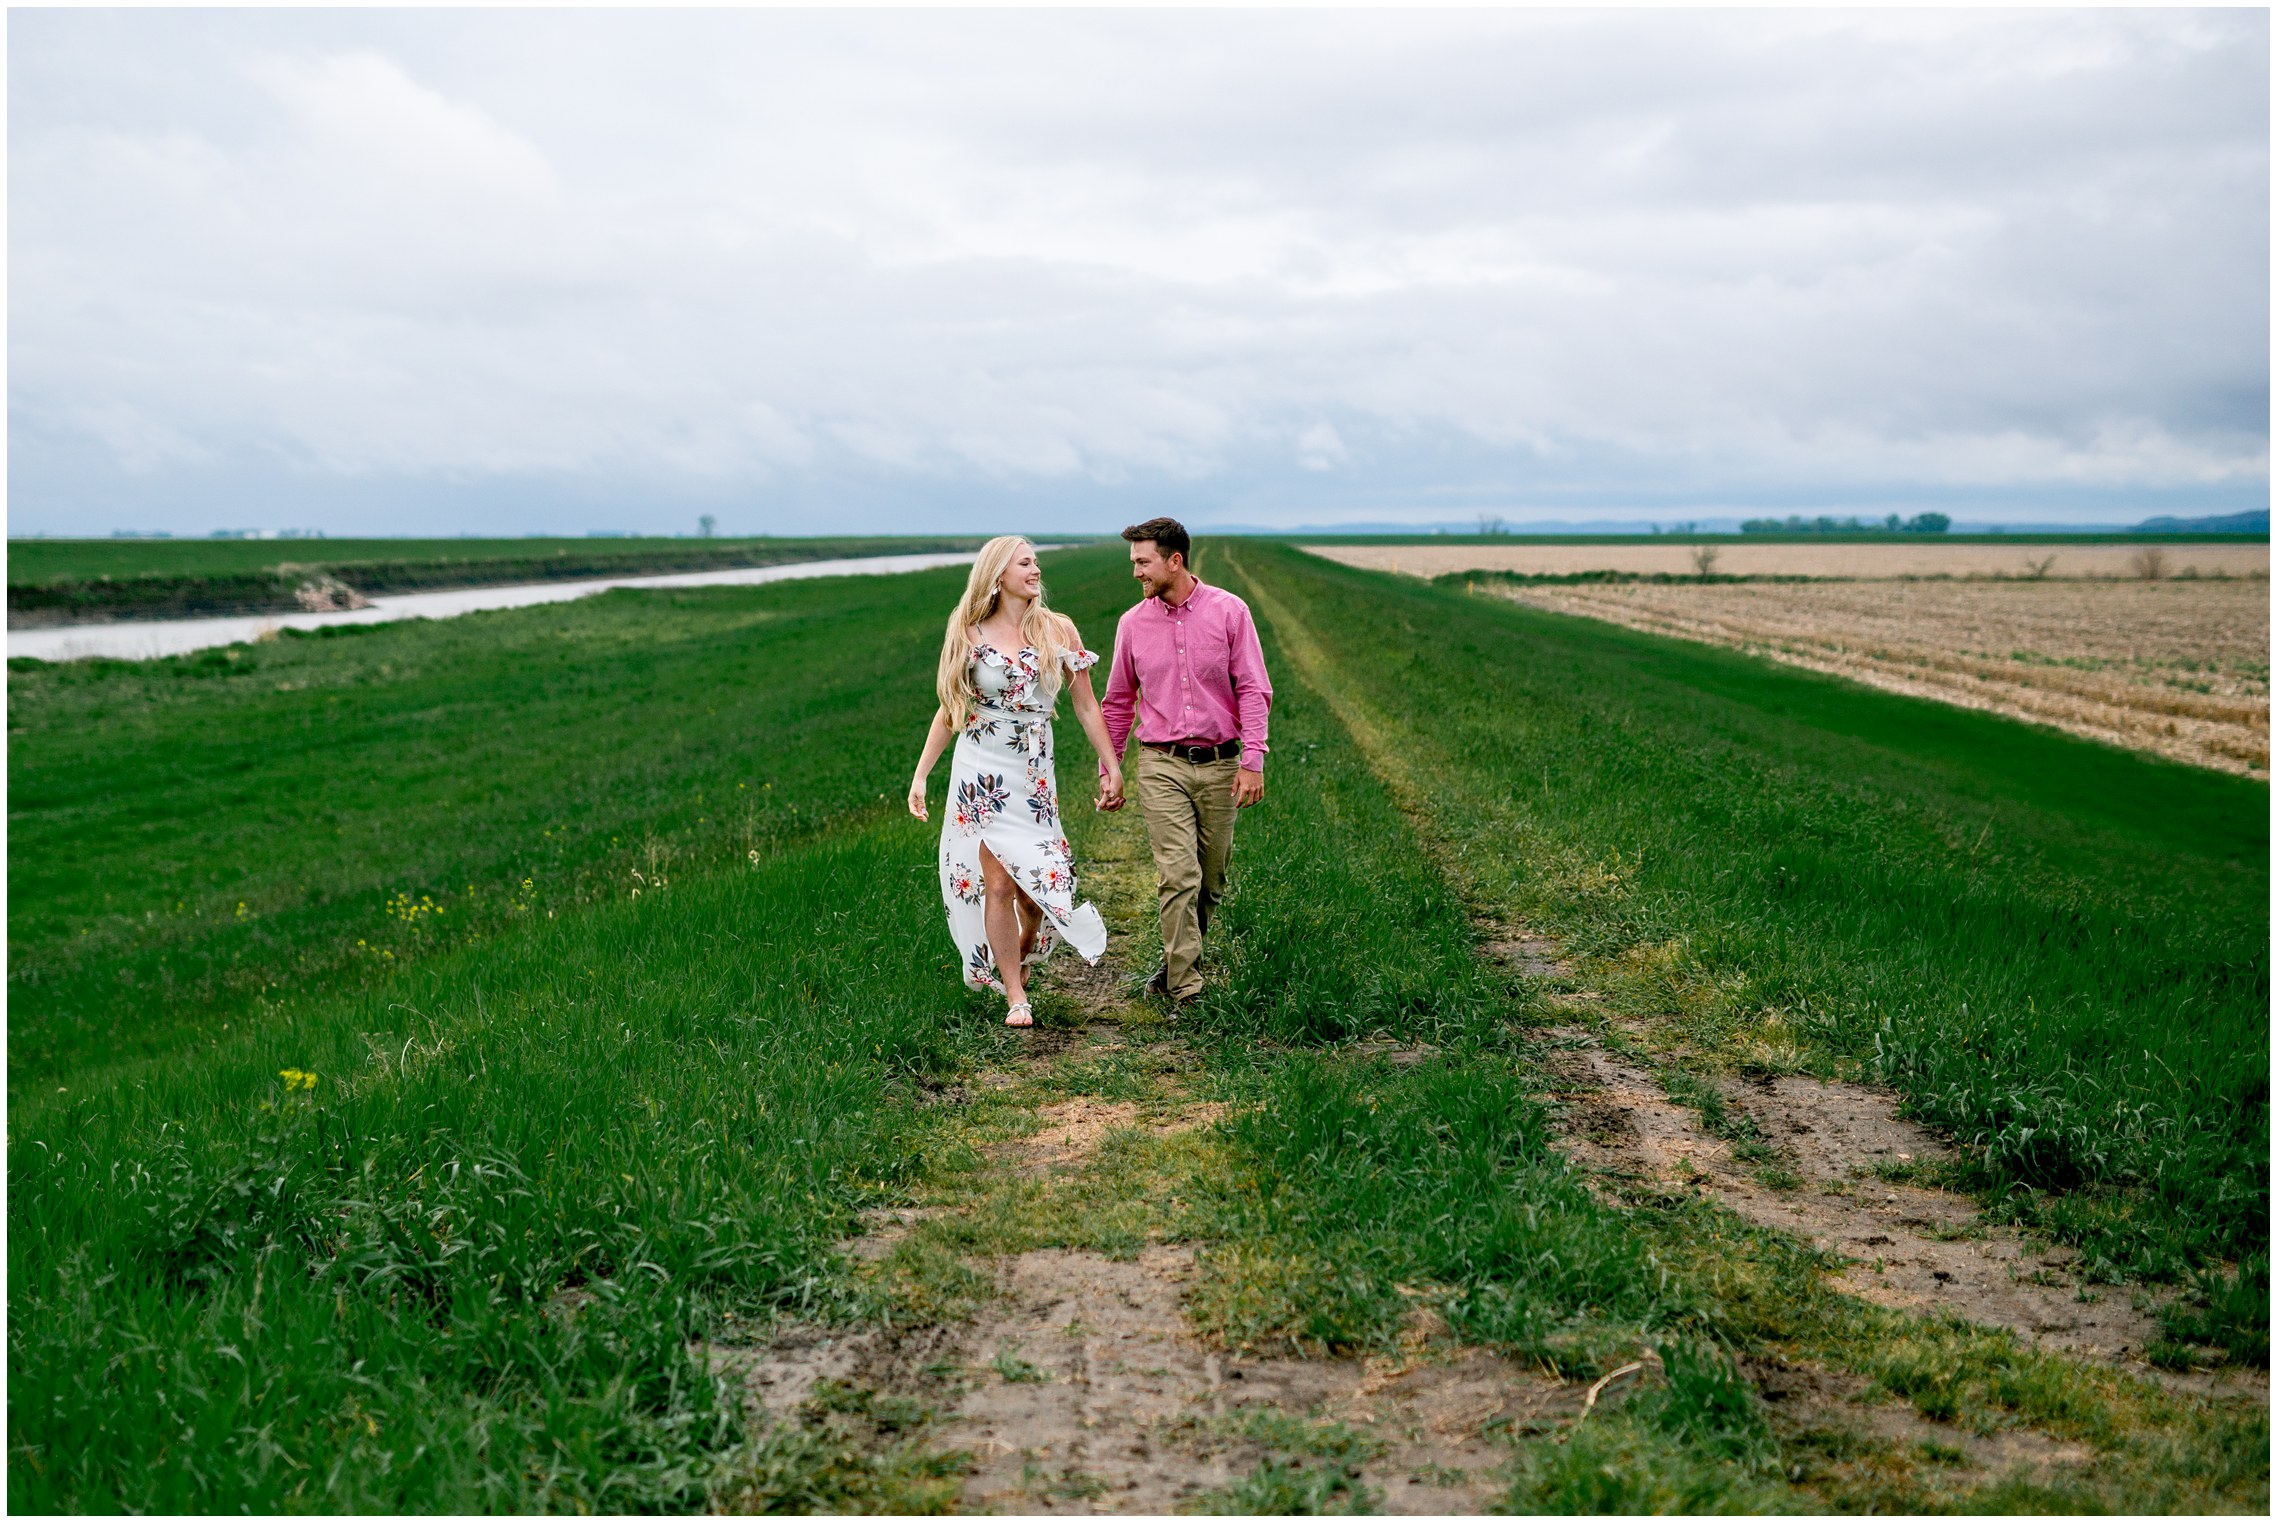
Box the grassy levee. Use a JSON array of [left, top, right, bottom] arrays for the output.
[[1236, 544, 2267, 1297], [11, 541, 2265, 1511], [8, 567, 988, 1089]]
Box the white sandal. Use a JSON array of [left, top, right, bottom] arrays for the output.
[[1004, 1001, 1034, 1029]]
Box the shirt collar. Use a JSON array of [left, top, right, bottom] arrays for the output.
[[1159, 574, 1208, 614]]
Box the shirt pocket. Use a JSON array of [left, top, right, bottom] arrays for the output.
[[1183, 623, 1231, 685]]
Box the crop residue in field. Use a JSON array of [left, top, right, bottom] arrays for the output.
[[1473, 578, 2269, 776]]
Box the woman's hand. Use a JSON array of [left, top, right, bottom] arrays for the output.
[[1095, 764, 1124, 813], [908, 709, 952, 822]]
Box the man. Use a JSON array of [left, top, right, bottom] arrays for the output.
[[1097, 517, 1272, 1007]]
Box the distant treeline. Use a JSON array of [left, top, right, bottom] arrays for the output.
[[1739, 513, 1951, 536], [7, 537, 985, 627]]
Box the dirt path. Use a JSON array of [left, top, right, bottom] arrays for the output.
[[722, 984, 1577, 1514]]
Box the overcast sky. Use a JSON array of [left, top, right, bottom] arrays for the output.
[[9, 8, 2268, 537]]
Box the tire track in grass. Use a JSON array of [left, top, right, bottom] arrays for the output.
[[1225, 544, 2179, 1364], [1222, 545, 2269, 1508]]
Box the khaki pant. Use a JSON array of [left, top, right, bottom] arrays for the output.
[[1135, 748, 1240, 1001]]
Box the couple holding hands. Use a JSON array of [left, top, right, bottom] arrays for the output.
[[908, 519, 1273, 1027]]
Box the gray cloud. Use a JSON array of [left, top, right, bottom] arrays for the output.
[[8, 8, 2266, 534]]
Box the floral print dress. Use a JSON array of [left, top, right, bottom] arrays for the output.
[[940, 641, 1108, 993]]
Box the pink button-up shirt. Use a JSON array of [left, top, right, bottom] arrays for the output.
[[1100, 577, 1274, 774]]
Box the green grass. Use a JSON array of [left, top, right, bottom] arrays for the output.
[[1201, 1453, 1379, 1514], [1237, 543, 2267, 1288], [9, 540, 2266, 1511], [9, 817, 995, 1511], [7, 566, 978, 1087], [1186, 1054, 1683, 1359]]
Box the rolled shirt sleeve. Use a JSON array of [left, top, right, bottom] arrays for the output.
[[1099, 617, 1139, 777]]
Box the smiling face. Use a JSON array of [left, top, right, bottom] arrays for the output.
[[995, 544, 1042, 603], [1128, 539, 1183, 599]]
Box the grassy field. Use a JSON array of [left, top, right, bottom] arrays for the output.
[[9, 542, 2266, 1511], [6, 534, 988, 624]]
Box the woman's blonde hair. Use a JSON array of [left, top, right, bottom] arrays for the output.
[[936, 536, 1072, 728]]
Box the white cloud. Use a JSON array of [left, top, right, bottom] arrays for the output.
[[6, 8, 2265, 533], [248, 50, 553, 200], [1296, 423, 1350, 473]]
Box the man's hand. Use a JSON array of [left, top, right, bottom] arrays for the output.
[[1096, 767, 1125, 812], [1231, 767, 1264, 809]]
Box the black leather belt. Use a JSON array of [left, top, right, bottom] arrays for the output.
[[1145, 738, 1241, 764]]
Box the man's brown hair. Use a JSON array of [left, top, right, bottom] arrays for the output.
[[1121, 516, 1192, 566]]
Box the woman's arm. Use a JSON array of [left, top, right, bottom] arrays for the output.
[[1060, 619, 1124, 810], [908, 707, 954, 820]]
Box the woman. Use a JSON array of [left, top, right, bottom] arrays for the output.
[[908, 537, 1121, 1027]]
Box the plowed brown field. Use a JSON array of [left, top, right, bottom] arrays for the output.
[[1453, 577, 2270, 776]]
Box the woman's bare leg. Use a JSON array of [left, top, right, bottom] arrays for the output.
[[979, 846, 1030, 1008]]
